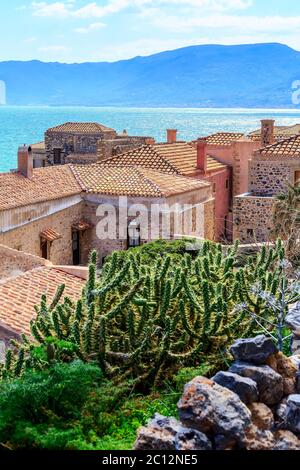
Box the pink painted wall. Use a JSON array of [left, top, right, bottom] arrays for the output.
[[207, 140, 260, 196], [192, 167, 231, 241]]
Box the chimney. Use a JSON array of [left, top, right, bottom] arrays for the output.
[[167, 129, 177, 144], [196, 138, 207, 172], [261, 119, 275, 147], [18, 145, 33, 178]]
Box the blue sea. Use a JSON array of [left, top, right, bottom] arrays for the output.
[[1, 106, 300, 173]]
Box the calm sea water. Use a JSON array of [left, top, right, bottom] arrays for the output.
[[1, 106, 300, 173]]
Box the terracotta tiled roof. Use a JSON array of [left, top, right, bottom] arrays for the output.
[[0, 267, 85, 336], [101, 145, 179, 174], [248, 124, 300, 142], [101, 143, 226, 177], [47, 122, 115, 134], [256, 135, 300, 159], [0, 166, 82, 211], [202, 133, 245, 146], [40, 228, 62, 242], [153, 143, 226, 175], [71, 164, 209, 198]]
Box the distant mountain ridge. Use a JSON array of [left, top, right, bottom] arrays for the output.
[[0, 43, 300, 107]]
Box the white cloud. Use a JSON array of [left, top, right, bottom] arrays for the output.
[[30, 0, 253, 19], [75, 22, 106, 33], [31, 1, 74, 18]]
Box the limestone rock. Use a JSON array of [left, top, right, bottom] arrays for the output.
[[134, 414, 179, 450], [230, 335, 278, 365], [248, 403, 274, 430], [267, 352, 297, 396], [291, 337, 300, 355], [275, 398, 288, 423], [229, 362, 283, 405], [212, 371, 258, 404], [273, 430, 300, 450], [289, 354, 300, 370], [242, 425, 275, 450], [174, 427, 212, 451], [134, 414, 212, 451], [285, 395, 300, 434], [286, 302, 300, 336], [178, 376, 251, 440], [214, 434, 237, 451]]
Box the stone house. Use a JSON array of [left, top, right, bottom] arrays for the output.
[[0, 145, 215, 269], [100, 130, 230, 241], [248, 122, 300, 143], [233, 125, 300, 243], [43, 122, 154, 166], [200, 132, 260, 198]]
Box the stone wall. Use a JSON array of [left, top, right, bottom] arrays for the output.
[[0, 244, 51, 281], [249, 160, 292, 196], [233, 194, 274, 243], [0, 202, 85, 265], [82, 186, 214, 265], [135, 336, 300, 451], [45, 130, 117, 164], [0, 185, 214, 268]]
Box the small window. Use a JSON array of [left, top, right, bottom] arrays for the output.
[[226, 179, 229, 189], [247, 228, 254, 238], [213, 183, 216, 193]]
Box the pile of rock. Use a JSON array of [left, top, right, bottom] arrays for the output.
[[135, 335, 300, 450]]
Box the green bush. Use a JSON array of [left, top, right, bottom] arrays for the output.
[[0, 362, 179, 450], [0, 361, 102, 447], [106, 238, 197, 265]]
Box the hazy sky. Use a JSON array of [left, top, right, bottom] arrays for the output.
[[1, 0, 300, 63]]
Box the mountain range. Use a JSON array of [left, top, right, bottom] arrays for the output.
[[0, 43, 300, 107]]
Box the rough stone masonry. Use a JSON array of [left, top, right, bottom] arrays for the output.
[[135, 335, 300, 450]]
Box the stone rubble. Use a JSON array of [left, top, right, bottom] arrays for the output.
[[135, 335, 300, 451], [286, 303, 300, 354]]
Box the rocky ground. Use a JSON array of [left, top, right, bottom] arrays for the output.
[[135, 335, 300, 450]]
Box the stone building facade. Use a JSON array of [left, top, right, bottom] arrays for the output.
[[99, 136, 228, 241], [233, 128, 300, 243], [45, 122, 117, 165], [44, 122, 154, 166], [0, 146, 215, 268]]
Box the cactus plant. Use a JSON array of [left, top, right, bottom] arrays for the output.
[[0, 240, 292, 389]]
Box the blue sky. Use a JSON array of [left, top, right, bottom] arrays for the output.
[[1, 0, 300, 62]]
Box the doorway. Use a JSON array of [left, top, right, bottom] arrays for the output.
[[41, 239, 49, 260], [53, 148, 62, 165], [72, 230, 80, 265]]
